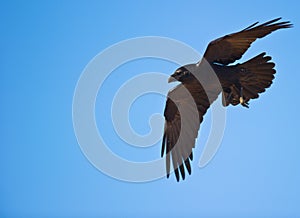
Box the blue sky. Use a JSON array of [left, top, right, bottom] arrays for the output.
[[1, 1, 300, 217]]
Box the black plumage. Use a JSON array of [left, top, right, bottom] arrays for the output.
[[161, 18, 292, 182]]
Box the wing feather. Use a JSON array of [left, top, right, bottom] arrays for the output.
[[161, 83, 218, 181], [203, 18, 292, 65]]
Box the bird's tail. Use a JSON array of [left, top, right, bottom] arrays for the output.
[[223, 52, 276, 107]]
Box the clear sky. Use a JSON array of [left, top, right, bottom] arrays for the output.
[[1, 0, 300, 217]]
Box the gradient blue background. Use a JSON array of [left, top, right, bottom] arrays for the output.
[[1, 1, 300, 217]]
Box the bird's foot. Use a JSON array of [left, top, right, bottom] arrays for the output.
[[239, 97, 249, 108], [241, 101, 249, 108]]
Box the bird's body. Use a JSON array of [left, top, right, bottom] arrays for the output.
[[161, 18, 292, 181]]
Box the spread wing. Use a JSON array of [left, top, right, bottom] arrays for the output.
[[203, 18, 292, 65], [161, 83, 218, 181]]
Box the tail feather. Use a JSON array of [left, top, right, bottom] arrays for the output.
[[223, 52, 276, 107]]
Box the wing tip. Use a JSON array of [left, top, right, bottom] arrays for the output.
[[185, 158, 192, 175], [179, 164, 185, 180], [242, 21, 259, 31], [161, 133, 166, 157], [175, 168, 180, 182], [264, 17, 293, 28], [246, 17, 293, 30]]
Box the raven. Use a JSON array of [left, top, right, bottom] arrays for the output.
[[161, 18, 292, 182]]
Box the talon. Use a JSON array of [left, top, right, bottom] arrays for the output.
[[242, 101, 249, 108]]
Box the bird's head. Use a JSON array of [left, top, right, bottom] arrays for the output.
[[168, 67, 191, 83]]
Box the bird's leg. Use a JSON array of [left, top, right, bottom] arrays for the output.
[[226, 90, 233, 103], [222, 87, 233, 106], [239, 87, 244, 104], [238, 86, 249, 108]]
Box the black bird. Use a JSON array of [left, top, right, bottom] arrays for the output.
[[161, 18, 292, 182]]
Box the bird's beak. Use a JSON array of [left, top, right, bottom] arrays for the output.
[[168, 76, 177, 83]]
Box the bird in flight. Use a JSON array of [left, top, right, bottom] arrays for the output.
[[161, 18, 292, 182]]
